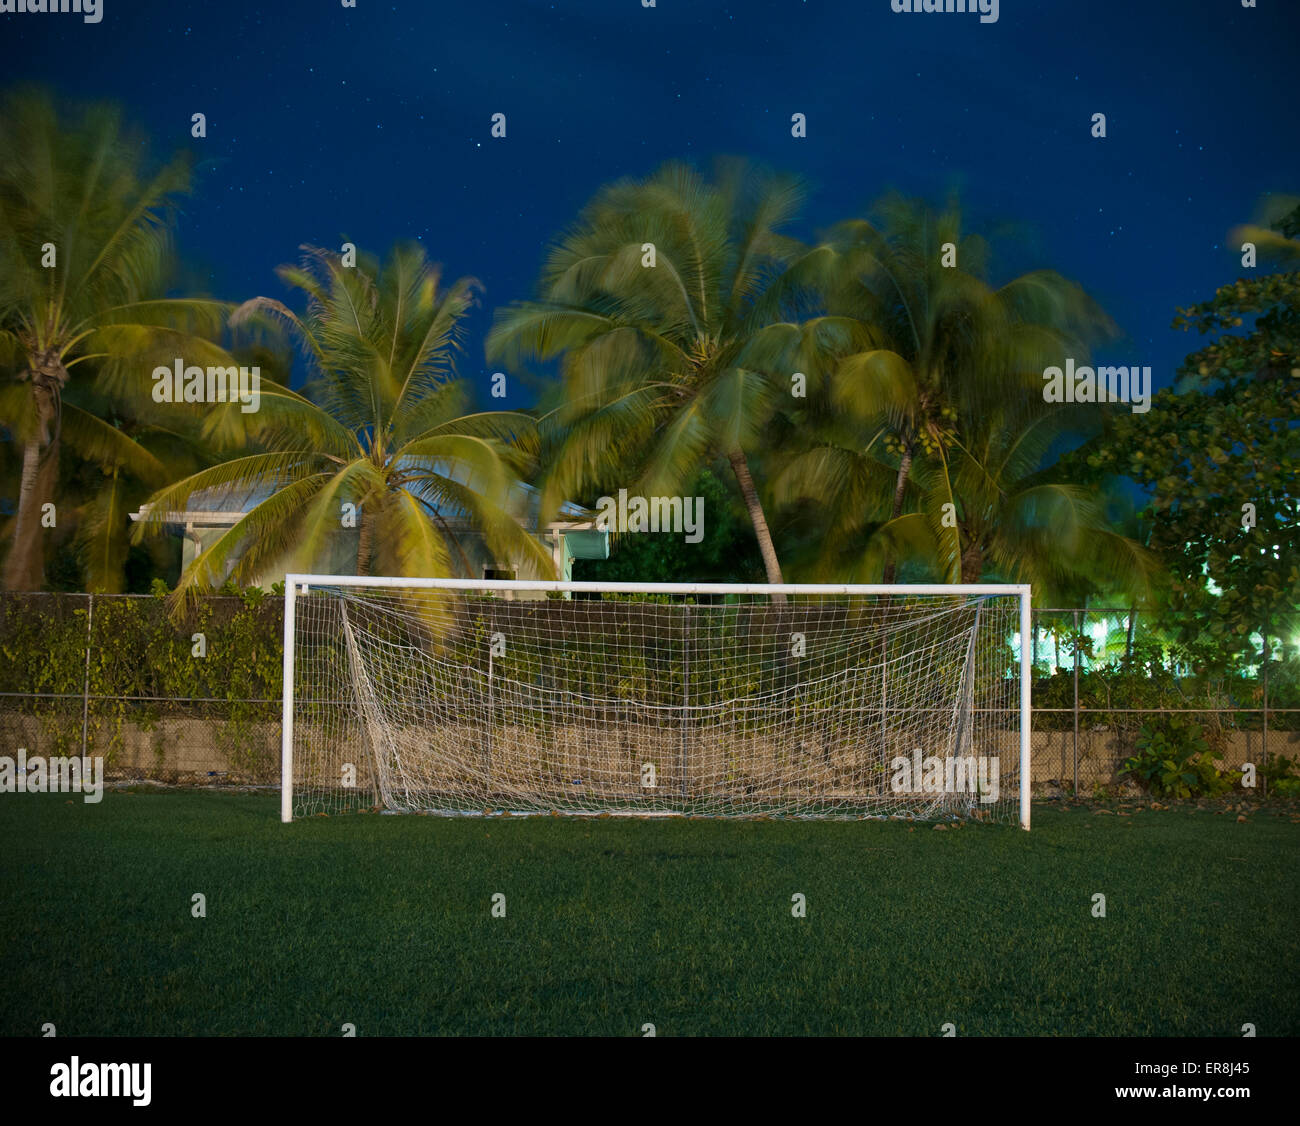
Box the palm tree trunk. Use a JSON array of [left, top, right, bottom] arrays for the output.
[[960, 540, 982, 585], [6, 356, 70, 591], [881, 443, 914, 585], [727, 448, 785, 603], [3, 439, 47, 591], [356, 510, 373, 576], [890, 445, 913, 521]]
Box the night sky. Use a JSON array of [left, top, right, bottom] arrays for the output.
[[8, 0, 1299, 408]]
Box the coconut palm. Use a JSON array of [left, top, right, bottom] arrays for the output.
[[777, 192, 1122, 583], [775, 375, 1159, 598], [0, 89, 230, 591], [487, 159, 836, 597], [925, 398, 1158, 596], [53, 378, 225, 592], [132, 243, 550, 607]]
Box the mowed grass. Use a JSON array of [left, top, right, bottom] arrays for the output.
[[1, 790, 1296, 1036]]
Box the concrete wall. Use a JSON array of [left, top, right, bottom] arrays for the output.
[[4, 709, 1295, 791]]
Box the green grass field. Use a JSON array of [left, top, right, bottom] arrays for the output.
[[1, 790, 1296, 1037]]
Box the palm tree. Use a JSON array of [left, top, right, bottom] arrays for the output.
[[927, 398, 1158, 596], [788, 192, 1119, 582], [132, 243, 550, 607], [54, 378, 221, 592], [487, 159, 831, 598], [776, 380, 1159, 598], [0, 89, 229, 590]]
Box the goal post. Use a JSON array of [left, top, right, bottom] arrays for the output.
[[280, 577, 1033, 829]]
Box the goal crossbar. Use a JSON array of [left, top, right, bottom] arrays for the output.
[[282, 575, 1029, 596], [280, 576, 1032, 829]]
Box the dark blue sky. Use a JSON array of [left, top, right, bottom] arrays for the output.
[[9, 0, 1298, 406]]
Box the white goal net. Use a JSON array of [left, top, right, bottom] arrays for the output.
[[281, 579, 1031, 827]]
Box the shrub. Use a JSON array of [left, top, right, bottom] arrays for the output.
[[1261, 752, 1300, 796], [1117, 716, 1239, 798]]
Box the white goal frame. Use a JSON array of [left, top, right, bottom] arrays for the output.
[[280, 577, 1032, 829]]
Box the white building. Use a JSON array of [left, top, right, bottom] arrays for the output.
[[129, 464, 609, 597]]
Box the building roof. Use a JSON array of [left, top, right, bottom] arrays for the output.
[[130, 458, 597, 533]]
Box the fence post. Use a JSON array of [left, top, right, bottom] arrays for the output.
[[1072, 608, 1080, 795], [80, 593, 94, 758], [1262, 611, 1270, 796]]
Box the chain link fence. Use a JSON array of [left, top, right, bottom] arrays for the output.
[[1, 594, 1295, 794], [0, 592, 282, 785], [1028, 607, 1297, 794]]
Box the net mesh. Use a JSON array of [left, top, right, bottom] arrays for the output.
[[288, 585, 1024, 823]]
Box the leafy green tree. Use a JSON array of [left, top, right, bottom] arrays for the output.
[[488, 159, 828, 598], [574, 463, 764, 584], [134, 243, 549, 607], [0, 89, 230, 591], [1082, 200, 1300, 661]]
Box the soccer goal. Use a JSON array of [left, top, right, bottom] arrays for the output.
[[280, 578, 1032, 828]]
